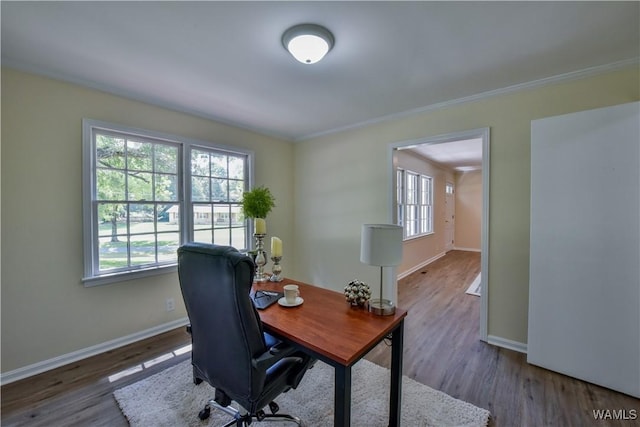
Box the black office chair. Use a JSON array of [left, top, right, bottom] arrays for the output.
[[177, 242, 313, 427]]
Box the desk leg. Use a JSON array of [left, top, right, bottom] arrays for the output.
[[389, 319, 404, 427], [335, 364, 352, 427]]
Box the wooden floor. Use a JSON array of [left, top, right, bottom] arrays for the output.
[[2, 250, 638, 426]]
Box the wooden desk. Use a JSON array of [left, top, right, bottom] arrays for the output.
[[253, 278, 407, 427]]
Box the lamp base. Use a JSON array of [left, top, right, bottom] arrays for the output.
[[367, 298, 396, 316]]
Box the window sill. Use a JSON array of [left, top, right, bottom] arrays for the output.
[[82, 264, 177, 287], [403, 231, 434, 242]]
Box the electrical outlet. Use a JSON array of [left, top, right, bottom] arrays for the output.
[[165, 298, 175, 312]]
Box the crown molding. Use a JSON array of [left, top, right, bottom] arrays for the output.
[[4, 56, 637, 144], [296, 57, 640, 142]]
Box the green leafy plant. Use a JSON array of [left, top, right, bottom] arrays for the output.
[[241, 186, 275, 219]]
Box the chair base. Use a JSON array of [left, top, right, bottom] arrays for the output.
[[201, 399, 303, 427]]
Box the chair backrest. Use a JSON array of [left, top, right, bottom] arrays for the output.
[[177, 243, 266, 403]]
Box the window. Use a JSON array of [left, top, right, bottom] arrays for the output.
[[445, 182, 455, 195], [190, 148, 246, 248], [420, 175, 433, 233], [396, 169, 404, 230], [83, 120, 251, 286], [396, 169, 433, 239], [405, 171, 419, 236]]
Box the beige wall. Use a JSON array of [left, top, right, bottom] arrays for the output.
[[454, 170, 482, 251], [395, 150, 455, 275], [2, 65, 638, 375], [1, 69, 295, 373], [292, 67, 639, 345]]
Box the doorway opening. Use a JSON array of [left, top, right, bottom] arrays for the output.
[[445, 181, 455, 252], [388, 128, 490, 341]]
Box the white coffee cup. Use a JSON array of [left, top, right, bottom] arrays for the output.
[[283, 284, 300, 304]]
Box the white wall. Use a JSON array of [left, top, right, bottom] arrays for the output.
[[528, 102, 639, 397]]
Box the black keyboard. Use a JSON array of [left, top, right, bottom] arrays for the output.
[[252, 290, 283, 310]]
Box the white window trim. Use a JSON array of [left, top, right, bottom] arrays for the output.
[[82, 119, 254, 286], [185, 144, 251, 246]]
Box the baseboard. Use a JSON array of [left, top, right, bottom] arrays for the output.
[[453, 246, 481, 252], [397, 251, 447, 280], [0, 317, 190, 386], [487, 335, 528, 354]]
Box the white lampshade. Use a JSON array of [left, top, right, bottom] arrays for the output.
[[282, 24, 334, 64], [360, 224, 403, 267]]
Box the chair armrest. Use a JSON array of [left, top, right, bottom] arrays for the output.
[[269, 340, 296, 356], [252, 340, 297, 371]]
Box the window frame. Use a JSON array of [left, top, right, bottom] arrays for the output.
[[82, 119, 253, 286], [186, 145, 249, 249], [396, 168, 434, 240]]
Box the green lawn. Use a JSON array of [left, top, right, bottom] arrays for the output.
[[98, 221, 246, 270]]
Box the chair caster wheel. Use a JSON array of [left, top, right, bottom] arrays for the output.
[[268, 401, 279, 414], [198, 405, 211, 420]]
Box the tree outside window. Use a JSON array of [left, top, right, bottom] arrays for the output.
[[83, 120, 251, 286]]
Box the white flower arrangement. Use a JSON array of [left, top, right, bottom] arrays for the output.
[[344, 280, 371, 307]]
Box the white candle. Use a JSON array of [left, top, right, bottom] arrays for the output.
[[271, 236, 282, 257], [254, 218, 266, 235]]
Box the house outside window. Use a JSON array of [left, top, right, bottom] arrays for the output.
[[396, 168, 433, 239], [189, 148, 246, 248], [82, 119, 252, 286]]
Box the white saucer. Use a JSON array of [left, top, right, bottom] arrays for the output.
[[278, 296, 304, 307]]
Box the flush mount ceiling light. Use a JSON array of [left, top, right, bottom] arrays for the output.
[[282, 23, 334, 64]]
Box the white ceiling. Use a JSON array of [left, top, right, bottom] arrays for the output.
[[2, 1, 638, 145], [404, 138, 484, 171]]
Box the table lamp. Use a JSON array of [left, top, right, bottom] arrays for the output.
[[360, 224, 403, 315]]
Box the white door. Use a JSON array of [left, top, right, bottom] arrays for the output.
[[444, 182, 455, 251], [528, 102, 640, 398]]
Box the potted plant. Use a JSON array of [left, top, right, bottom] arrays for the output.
[[241, 185, 276, 220], [241, 186, 276, 261]]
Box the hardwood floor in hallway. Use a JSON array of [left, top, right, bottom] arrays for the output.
[[365, 250, 638, 426], [2, 250, 638, 426]]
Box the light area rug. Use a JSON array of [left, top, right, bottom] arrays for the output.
[[465, 273, 481, 297], [114, 358, 490, 427]]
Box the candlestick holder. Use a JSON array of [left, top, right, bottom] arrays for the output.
[[254, 233, 268, 282], [270, 256, 283, 282]]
